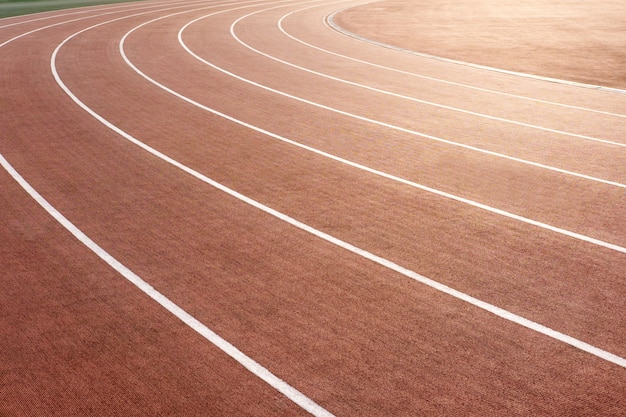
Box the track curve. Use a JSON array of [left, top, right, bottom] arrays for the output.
[[2, 0, 625, 415]]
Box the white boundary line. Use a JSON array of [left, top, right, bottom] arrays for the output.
[[326, 6, 626, 97], [175, 6, 626, 190], [52, 0, 626, 369]]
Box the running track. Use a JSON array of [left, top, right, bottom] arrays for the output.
[[1, 0, 625, 415]]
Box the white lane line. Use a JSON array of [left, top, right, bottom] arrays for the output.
[[122, 4, 626, 254], [46, 2, 336, 416], [275, 8, 626, 146], [288, 8, 626, 119], [326, 8, 626, 97], [0, 154, 335, 417], [180, 7, 626, 190], [51, 5, 626, 370]]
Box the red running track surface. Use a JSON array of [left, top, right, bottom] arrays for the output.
[[1, 0, 625, 415]]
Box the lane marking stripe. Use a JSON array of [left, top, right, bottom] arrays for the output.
[[52, 0, 626, 370]]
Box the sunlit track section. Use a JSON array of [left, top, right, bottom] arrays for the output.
[[276, 7, 626, 137], [326, 8, 626, 109], [0, 154, 335, 417], [230, 5, 626, 148], [176, 7, 626, 189], [49, 0, 626, 370], [118, 3, 626, 252], [310, 10, 626, 119]]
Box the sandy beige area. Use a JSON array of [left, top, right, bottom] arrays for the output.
[[334, 0, 626, 89]]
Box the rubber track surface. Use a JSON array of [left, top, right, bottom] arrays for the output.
[[1, 0, 625, 415]]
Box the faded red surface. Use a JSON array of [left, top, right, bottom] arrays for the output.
[[1, 0, 625, 415], [334, 0, 626, 89]]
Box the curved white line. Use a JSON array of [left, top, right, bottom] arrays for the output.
[[0, 153, 335, 417], [40, 2, 336, 416], [275, 7, 626, 146], [178, 5, 626, 189], [47, 1, 626, 372], [326, 7, 626, 97]]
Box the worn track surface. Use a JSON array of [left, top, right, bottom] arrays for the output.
[[1, 0, 625, 415]]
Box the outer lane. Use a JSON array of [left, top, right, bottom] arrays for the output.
[[2, 0, 626, 415]]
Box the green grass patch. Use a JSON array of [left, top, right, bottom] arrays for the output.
[[0, 0, 142, 18]]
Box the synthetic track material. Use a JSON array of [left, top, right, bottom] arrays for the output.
[[2, 0, 625, 415]]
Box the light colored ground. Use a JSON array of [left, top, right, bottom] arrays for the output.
[[334, 0, 626, 89]]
